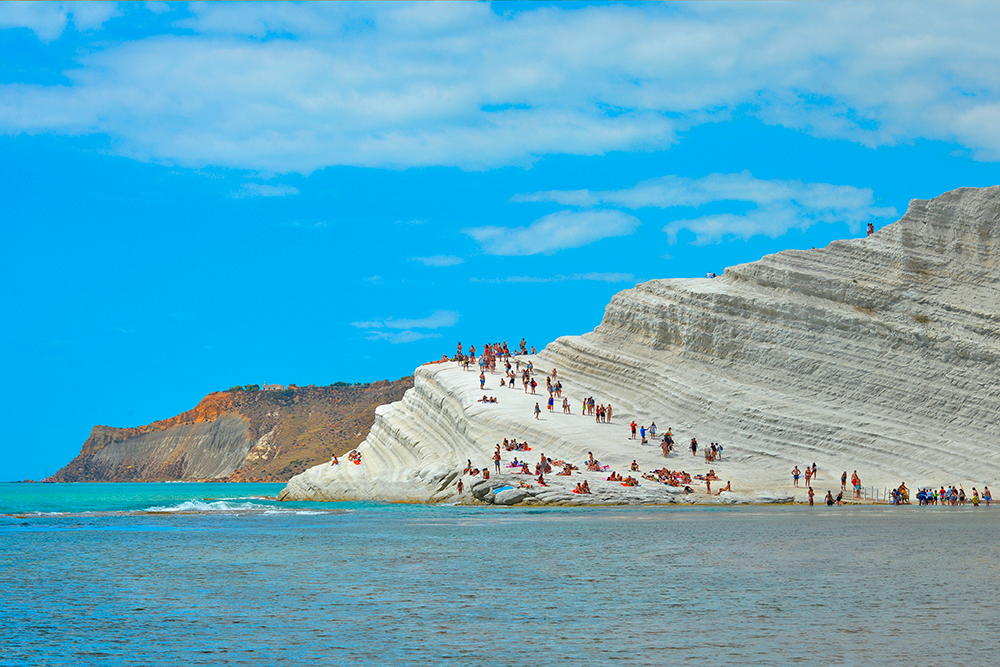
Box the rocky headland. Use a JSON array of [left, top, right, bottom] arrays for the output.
[[51, 379, 412, 482], [280, 186, 1000, 506]]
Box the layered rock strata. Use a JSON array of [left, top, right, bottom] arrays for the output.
[[52, 379, 412, 482], [281, 187, 1000, 504]]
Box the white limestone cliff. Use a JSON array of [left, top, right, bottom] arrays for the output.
[[280, 186, 1000, 505]]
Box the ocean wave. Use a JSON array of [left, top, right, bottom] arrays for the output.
[[143, 500, 271, 513]]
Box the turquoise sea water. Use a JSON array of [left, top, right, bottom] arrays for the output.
[[2, 483, 998, 666]]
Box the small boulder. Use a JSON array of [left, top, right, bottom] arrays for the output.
[[471, 479, 498, 501], [494, 488, 529, 505]]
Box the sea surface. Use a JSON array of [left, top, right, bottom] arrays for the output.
[[2, 483, 997, 666]]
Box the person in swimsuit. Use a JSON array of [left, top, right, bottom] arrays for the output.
[[808, 486, 815, 506], [825, 490, 834, 505], [493, 449, 501, 473], [841, 471, 847, 491], [792, 466, 801, 487], [984, 486, 992, 506], [534, 403, 541, 420]]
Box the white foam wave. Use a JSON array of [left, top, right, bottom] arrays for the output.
[[144, 500, 270, 513]]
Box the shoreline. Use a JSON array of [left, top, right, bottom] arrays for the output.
[[281, 358, 992, 506]]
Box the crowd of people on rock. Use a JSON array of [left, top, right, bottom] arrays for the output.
[[915, 485, 991, 506], [502, 438, 531, 452]]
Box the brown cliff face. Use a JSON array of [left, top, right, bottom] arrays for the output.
[[51, 379, 413, 482]]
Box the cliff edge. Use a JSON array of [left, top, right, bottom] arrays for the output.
[[51, 379, 412, 482]]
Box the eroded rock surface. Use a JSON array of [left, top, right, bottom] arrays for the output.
[[281, 187, 1000, 504]]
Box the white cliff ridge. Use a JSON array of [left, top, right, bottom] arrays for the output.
[[280, 186, 1000, 505]]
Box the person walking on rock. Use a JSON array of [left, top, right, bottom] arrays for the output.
[[534, 403, 541, 420]]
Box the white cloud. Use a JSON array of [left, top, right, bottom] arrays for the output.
[[365, 331, 442, 344], [0, 2, 118, 41], [521, 171, 896, 245], [385, 310, 459, 330], [471, 273, 635, 284], [7, 4, 1000, 168], [352, 309, 458, 343], [410, 255, 464, 267], [465, 209, 640, 256], [231, 183, 299, 199], [68, 3, 119, 32], [0, 3, 69, 41]]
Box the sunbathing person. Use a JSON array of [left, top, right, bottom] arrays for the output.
[[716, 481, 731, 495], [537, 474, 548, 486], [630, 460, 639, 472], [581, 480, 591, 494], [557, 465, 573, 476]]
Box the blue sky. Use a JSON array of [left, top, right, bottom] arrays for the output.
[[4, 1, 1000, 480]]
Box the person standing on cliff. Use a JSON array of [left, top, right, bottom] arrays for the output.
[[534, 403, 541, 419], [493, 448, 501, 473], [480, 371, 486, 390], [792, 466, 801, 487], [631, 421, 637, 440], [808, 487, 815, 506]]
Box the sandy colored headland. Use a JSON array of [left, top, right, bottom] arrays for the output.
[[280, 186, 1000, 506]]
